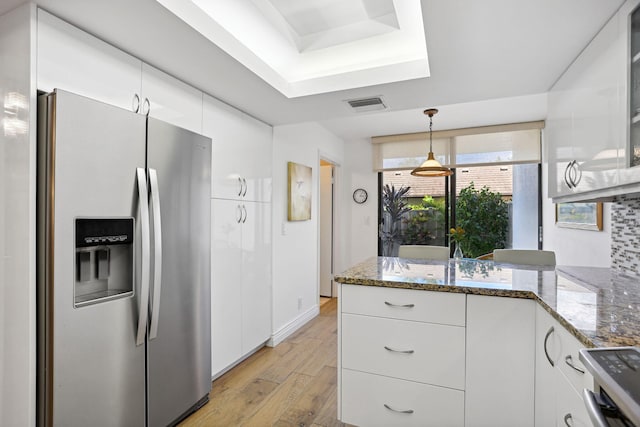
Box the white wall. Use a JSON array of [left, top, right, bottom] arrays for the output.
[[344, 138, 379, 266], [271, 122, 344, 338], [0, 4, 36, 426], [541, 151, 612, 267]]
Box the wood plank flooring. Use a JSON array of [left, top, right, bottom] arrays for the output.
[[179, 298, 353, 427]]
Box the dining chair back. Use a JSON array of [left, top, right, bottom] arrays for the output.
[[493, 249, 556, 266], [398, 245, 450, 261]]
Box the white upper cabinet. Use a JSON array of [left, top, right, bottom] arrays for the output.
[[203, 94, 273, 202], [546, 0, 640, 201], [37, 9, 142, 111], [37, 9, 204, 133], [546, 6, 625, 200], [621, 0, 640, 185], [141, 63, 203, 134]]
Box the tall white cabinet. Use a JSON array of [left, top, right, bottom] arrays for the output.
[[37, 8, 274, 380], [204, 94, 273, 377]]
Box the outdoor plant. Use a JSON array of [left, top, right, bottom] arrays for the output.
[[380, 184, 411, 256], [455, 182, 509, 258], [402, 211, 434, 244], [404, 195, 445, 245]]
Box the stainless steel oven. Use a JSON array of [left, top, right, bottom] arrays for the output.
[[580, 347, 640, 427]]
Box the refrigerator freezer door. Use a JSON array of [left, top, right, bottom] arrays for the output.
[[39, 90, 147, 426], [146, 118, 212, 426]]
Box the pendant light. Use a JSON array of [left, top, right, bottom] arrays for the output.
[[411, 108, 453, 177]]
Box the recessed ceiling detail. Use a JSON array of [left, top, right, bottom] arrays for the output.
[[156, 0, 428, 98], [265, 0, 399, 52]]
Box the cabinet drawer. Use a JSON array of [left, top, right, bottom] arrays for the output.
[[341, 369, 464, 427], [556, 325, 594, 395], [341, 284, 465, 326], [555, 368, 592, 427], [342, 313, 465, 390]]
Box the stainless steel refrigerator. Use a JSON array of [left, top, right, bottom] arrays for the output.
[[37, 89, 212, 426]]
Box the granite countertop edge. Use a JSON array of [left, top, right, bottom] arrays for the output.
[[334, 265, 632, 349]]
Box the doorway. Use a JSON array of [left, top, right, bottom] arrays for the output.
[[319, 159, 335, 298]]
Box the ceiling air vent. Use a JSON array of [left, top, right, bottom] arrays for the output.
[[345, 96, 387, 113]]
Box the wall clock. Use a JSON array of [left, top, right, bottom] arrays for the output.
[[353, 188, 368, 204]]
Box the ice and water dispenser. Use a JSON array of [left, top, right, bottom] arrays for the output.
[[74, 218, 134, 307]]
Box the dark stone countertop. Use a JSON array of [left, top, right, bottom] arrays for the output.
[[334, 257, 640, 349]]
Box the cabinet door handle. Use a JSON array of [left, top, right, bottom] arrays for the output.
[[573, 161, 582, 186], [237, 177, 243, 196], [564, 355, 585, 374], [142, 97, 150, 116], [384, 404, 414, 414], [384, 346, 414, 354], [564, 162, 573, 189], [236, 205, 243, 223], [242, 177, 247, 197], [544, 326, 555, 367], [132, 94, 140, 113], [241, 205, 247, 223], [384, 301, 415, 308], [564, 413, 573, 426]]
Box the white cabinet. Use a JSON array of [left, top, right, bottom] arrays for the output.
[[141, 63, 203, 133], [555, 369, 593, 427], [535, 305, 560, 427], [535, 305, 594, 427], [339, 285, 601, 426], [210, 199, 243, 374], [203, 94, 272, 202], [341, 284, 465, 325], [342, 313, 465, 389], [210, 198, 271, 376], [546, 6, 625, 200], [240, 201, 272, 353], [341, 369, 465, 427], [465, 295, 535, 427], [37, 9, 203, 133], [339, 285, 466, 427], [37, 9, 142, 111]]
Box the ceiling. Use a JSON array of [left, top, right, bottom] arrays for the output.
[[2, 0, 626, 140], [156, 0, 429, 97]]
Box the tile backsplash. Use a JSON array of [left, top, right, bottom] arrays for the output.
[[611, 194, 640, 275]]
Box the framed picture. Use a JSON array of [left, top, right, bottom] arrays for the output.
[[287, 161, 312, 221], [555, 202, 603, 231]]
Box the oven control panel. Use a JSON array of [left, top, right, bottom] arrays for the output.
[[580, 347, 640, 427]]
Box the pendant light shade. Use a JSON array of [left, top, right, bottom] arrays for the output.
[[411, 108, 453, 177]]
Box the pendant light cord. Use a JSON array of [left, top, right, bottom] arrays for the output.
[[429, 113, 433, 152]]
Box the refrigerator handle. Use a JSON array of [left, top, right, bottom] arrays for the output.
[[149, 168, 163, 340], [135, 168, 151, 346]]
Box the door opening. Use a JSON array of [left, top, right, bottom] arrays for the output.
[[319, 160, 334, 298]]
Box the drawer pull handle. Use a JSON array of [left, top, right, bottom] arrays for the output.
[[384, 301, 415, 308], [564, 355, 585, 374], [384, 346, 414, 354], [384, 404, 414, 414], [564, 413, 573, 426], [544, 326, 555, 367]]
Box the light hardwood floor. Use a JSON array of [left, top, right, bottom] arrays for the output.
[[180, 298, 352, 427]]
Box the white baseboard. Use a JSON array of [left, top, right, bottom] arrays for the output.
[[267, 304, 320, 347]]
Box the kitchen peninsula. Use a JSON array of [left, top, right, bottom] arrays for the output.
[[334, 256, 640, 427]]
